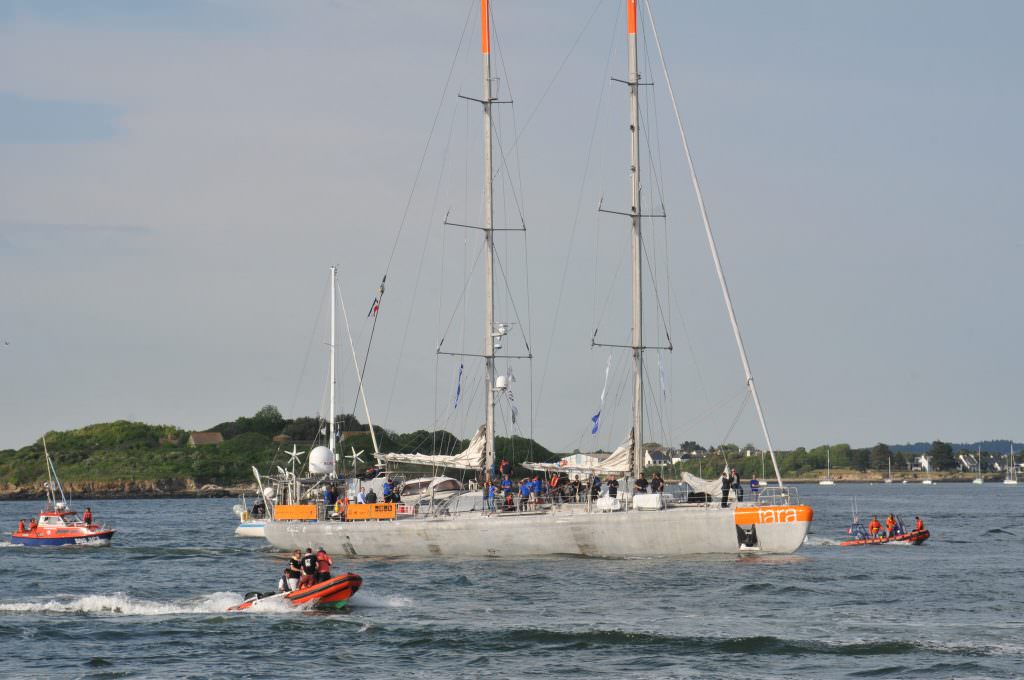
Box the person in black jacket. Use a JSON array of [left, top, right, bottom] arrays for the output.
[[650, 472, 665, 494], [721, 471, 731, 507]]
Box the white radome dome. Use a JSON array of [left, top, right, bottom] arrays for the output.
[[309, 445, 335, 475], [495, 375, 510, 390], [261, 486, 276, 500]]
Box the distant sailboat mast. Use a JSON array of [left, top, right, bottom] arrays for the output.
[[329, 265, 337, 475]]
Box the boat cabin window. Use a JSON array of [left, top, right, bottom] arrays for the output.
[[432, 480, 461, 493], [40, 515, 65, 526]]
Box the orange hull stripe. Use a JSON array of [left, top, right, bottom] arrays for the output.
[[627, 0, 636, 36], [734, 505, 814, 525]]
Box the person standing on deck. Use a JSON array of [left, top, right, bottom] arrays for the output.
[[315, 547, 333, 583], [731, 468, 744, 502], [720, 471, 731, 508], [83, 507, 93, 525], [749, 474, 760, 501], [299, 548, 318, 588], [634, 473, 649, 494], [650, 472, 665, 494], [868, 516, 881, 538], [607, 476, 619, 498]]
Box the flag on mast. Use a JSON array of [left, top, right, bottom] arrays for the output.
[[453, 363, 464, 409], [591, 355, 612, 435], [367, 277, 386, 317]]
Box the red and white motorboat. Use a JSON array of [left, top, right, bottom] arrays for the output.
[[9, 439, 115, 547]]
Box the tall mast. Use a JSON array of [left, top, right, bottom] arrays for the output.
[[329, 265, 337, 475], [627, 0, 644, 477], [482, 0, 496, 473]]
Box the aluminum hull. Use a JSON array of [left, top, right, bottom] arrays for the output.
[[263, 503, 811, 558]]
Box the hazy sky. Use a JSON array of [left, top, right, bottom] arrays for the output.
[[1, 0, 1021, 454]]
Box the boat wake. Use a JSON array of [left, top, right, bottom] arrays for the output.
[[0, 592, 258, 616], [804, 536, 840, 547]]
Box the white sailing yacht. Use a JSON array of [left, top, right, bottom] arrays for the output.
[[1005, 443, 1019, 485], [262, 0, 812, 557], [884, 456, 893, 483], [819, 447, 835, 485], [972, 446, 984, 484]]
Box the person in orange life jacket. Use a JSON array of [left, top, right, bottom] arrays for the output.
[[720, 471, 731, 508], [83, 507, 93, 525], [914, 516, 924, 532], [606, 476, 619, 498], [17, 519, 25, 533], [299, 548, 318, 588], [884, 514, 897, 538], [868, 516, 881, 537], [634, 473, 649, 494], [29, 518, 37, 531], [315, 547, 333, 583]]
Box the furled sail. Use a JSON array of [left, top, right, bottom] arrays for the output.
[[523, 432, 633, 475], [680, 471, 726, 499], [375, 425, 486, 471]]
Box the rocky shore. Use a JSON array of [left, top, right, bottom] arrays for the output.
[[0, 478, 256, 500]]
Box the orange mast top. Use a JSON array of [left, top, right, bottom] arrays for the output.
[[627, 0, 636, 36], [482, 0, 490, 54]]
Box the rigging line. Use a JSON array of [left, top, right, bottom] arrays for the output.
[[436, 242, 486, 349], [676, 385, 748, 433], [641, 361, 668, 446], [508, 0, 609, 153], [592, 240, 630, 341], [669, 282, 710, 404], [535, 1, 623, 416], [492, 243, 531, 353], [487, 9, 527, 219], [718, 390, 752, 451], [639, 230, 672, 345], [287, 278, 330, 421], [644, 0, 784, 488], [384, 94, 464, 428], [380, 0, 474, 278]]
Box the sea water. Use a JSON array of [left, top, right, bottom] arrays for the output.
[[0, 483, 1021, 679]]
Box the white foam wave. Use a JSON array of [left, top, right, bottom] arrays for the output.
[[351, 590, 412, 608], [0, 592, 241, 616], [804, 536, 839, 546]]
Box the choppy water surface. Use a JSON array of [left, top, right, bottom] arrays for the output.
[[1, 483, 1021, 678]]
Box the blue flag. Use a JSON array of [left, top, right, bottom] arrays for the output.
[[591, 410, 601, 435], [453, 363, 464, 409]]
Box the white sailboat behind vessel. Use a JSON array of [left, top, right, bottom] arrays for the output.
[[1005, 443, 1019, 485], [972, 446, 984, 485], [819, 447, 835, 486], [262, 0, 813, 558]]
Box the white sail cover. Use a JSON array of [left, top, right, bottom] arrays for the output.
[[375, 425, 486, 471], [680, 471, 725, 499], [523, 433, 633, 475]]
